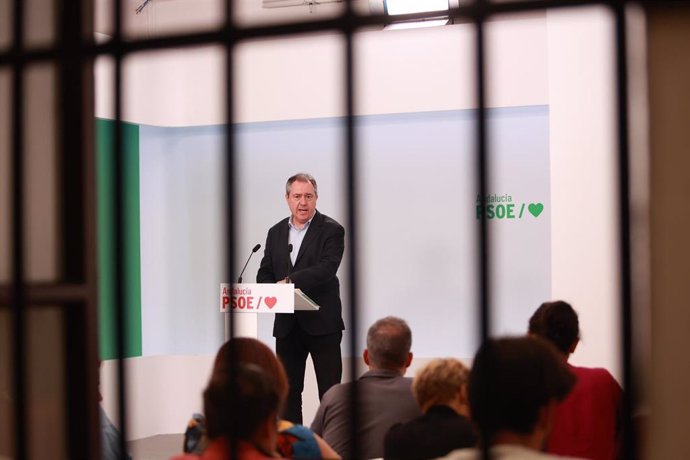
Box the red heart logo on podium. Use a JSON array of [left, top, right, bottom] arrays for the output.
[[265, 297, 277, 309]]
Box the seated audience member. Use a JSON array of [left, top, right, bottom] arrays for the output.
[[384, 358, 476, 459], [439, 337, 578, 460], [173, 363, 282, 460], [529, 301, 623, 460], [101, 406, 132, 460], [310, 316, 422, 459], [98, 361, 132, 460], [183, 338, 339, 459]]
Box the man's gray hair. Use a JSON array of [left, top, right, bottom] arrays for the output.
[[286, 173, 318, 196], [366, 316, 412, 370]]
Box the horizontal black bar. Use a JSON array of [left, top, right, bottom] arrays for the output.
[[0, 0, 645, 67], [0, 283, 91, 306]]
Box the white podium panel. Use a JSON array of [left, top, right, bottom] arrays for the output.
[[220, 283, 320, 341], [220, 283, 320, 313], [220, 283, 295, 313]]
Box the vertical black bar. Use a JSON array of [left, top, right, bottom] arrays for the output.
[[343, 1, 360, 460], [10, 0, 27, 458], [613, 3, 635, 459], [59, 1, 86, 284], [224, 1, 239, 459], [58, 0, 93, 455], [474, 5, 491, 342], [474, 2, 490, 346], [224, 0, 236, 346], [113, 0, 129, 457], [474, 2, 491, 460]]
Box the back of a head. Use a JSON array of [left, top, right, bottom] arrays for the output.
[[413, 358, 469, 411], [204, 363, 280, 441], [366, 316, 412, 370], [213, 337, 289, 407], [468, 337, 576, 442], [528, 300, 580, 354]]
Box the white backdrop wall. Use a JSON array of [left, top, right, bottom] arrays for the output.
[[97, 8, 620, 440], [138, 106, 551, 359], [546, 9, 621, 376]]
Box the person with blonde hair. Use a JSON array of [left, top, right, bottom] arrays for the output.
[[439, 337, 578, 460], [384, 358, 476, 459]]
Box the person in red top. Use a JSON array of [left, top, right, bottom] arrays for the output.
[[172, 363, 282, 460], [528, 300, 623, 460]]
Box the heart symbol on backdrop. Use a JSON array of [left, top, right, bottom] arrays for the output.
[[528, 203, 544, 218], [265, 297, 277, 309]]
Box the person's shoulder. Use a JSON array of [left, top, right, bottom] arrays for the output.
[[279, 421, 316, 439], [399, 375, 415, 388], [440, 445, 589, 460], [440, 445, 588, 460], [384, 420, 416, 456], [436, 447, 479, 460], [269, 217, 290, 232], [385, 414, 425, 437], [315, 212, 344, 230], [321, 380, 350, 403], [277, 422, 323, 458], [572, 365, 621, 389]]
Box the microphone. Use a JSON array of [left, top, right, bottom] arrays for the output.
[[286, 244, 293, 283], [237, 244, 261, 283]]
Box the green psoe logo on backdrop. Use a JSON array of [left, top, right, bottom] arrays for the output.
[[476, 194, 545, 220]]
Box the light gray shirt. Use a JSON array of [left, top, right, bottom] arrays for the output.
[[310, 369, 422, 460], [288, 213, 314, 265]]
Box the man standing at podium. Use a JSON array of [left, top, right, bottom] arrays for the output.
[[257, 172, 345, 424]]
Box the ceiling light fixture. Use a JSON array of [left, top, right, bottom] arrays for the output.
[[380, 0, 452, 30], [384, 0, 448, 16]]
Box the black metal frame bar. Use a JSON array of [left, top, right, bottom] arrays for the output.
[[474, 3, 491, 458], [57, 0, 99, 456], [3, 0, 646, 457], [613, 3, 636, 457], [0, 0, 654, 68], [10, 0, 27, 458], [474, 0, 490, 347], [223, 0, 239, 456], [343, 1, 361, 458], [113, 0, 129, 457]]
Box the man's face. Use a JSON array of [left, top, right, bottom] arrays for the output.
[[286, 180, 317, 226]]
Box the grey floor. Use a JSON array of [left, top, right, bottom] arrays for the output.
[[127, 434, 185, 460]]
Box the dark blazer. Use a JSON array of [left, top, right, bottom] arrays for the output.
[[384, 405, 477, 460], [257, 210, 345, 338]]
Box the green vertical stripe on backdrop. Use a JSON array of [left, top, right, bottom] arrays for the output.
[[96, 119, 143, 360]]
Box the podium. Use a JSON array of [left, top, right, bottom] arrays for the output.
[[219, 283, 319, 339]]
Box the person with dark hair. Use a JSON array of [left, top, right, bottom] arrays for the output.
[[528, 301, 580, 354], [440, 337, 579, 460], [310, 317, 422, 459], [181, 338, 339, 459], [528, 301, 623, 460], [257, 172, 346, 425], [173, 363, 281, 460], [384, 358, 476, 459]]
